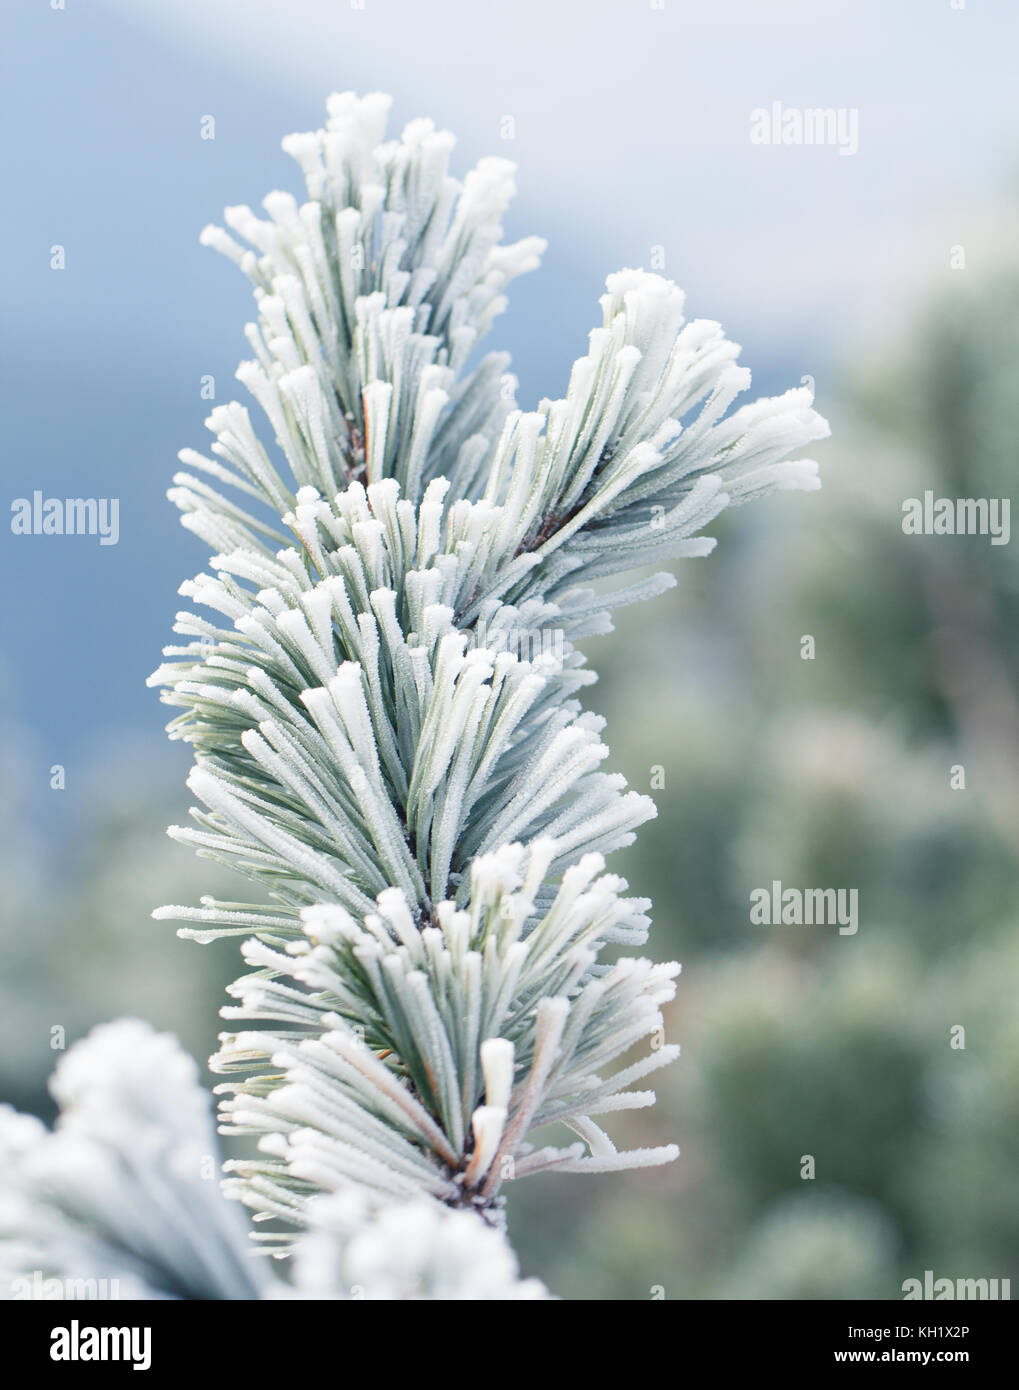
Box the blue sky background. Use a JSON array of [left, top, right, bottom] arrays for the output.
[[2, 0, 1017, 808]]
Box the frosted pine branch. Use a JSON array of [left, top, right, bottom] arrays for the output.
[[150, 92, 828, 1231], [0, 1022, 547, 1301], [209, 843, 680, 1217]]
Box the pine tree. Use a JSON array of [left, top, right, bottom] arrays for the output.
[[1, 91, 828, 1298], [148, 91, 828, 1238]]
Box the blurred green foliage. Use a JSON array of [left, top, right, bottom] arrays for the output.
[[0, 738, 240, 1120]]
